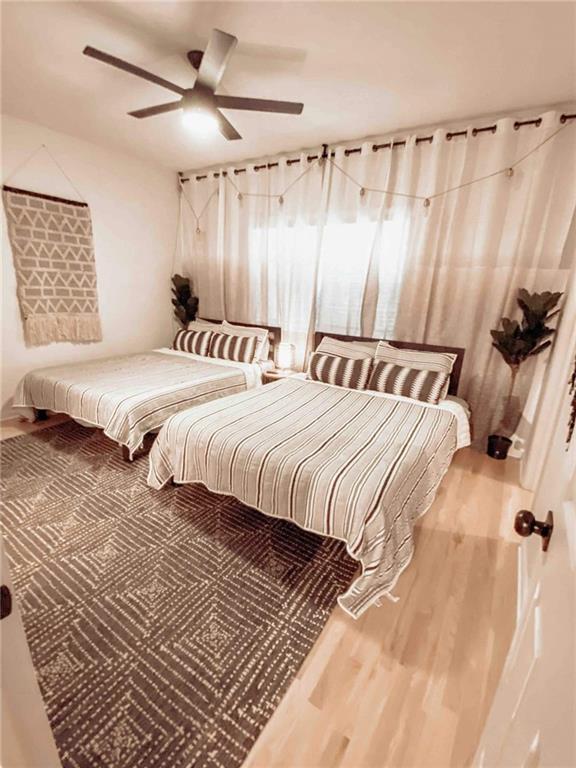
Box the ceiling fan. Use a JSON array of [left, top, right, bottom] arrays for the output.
[[83, 29, 304, 140]]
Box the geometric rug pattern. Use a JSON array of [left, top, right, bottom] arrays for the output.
[[0, 422, 356, 768]]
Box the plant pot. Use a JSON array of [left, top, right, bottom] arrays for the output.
[[487, 434, 512, 460]]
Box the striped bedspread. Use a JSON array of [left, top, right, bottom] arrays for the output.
[[148, 378, 468, 618], [13, 352, 248, 456]]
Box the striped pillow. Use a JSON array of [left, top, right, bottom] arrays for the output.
[[210, 331, 259, 363], [368, 361, 449, 404], [222, 321, 270, 361], [315, 336, 378, 360], [308, 353, 372, 390], [172, 329, 212, 356], [375, 342, 456, 399], [375, 341, 457, 373]]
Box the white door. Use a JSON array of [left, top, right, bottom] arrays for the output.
[[474, 321, 576, 766], [0, 545, 61, 768]]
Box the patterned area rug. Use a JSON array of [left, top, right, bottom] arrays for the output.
[[1, 423, 357, 768]]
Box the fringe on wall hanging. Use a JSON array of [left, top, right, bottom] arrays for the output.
[[2, 145, 102, 346]]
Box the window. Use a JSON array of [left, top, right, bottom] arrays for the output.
[[248, 215, 408, 337]]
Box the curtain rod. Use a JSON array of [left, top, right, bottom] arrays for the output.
[[180, 112, 575, 183]]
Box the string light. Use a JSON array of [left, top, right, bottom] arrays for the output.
[[179, 121, 571, 230], [180, 187, 218, 237]]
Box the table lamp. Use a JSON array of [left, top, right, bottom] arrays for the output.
[[276, 342, 295, 371]]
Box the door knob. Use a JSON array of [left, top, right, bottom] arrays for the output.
[[514, 510, 554, 552]]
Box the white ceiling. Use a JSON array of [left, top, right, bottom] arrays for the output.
[[2, 1, 575, 172]]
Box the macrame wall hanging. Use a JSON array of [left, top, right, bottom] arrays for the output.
[[2, 144, 102, 347]]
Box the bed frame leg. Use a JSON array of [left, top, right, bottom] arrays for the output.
[[121, 446, 132, 462], [34, 409, 48, 421]]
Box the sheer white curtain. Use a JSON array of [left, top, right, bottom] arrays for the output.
[[520, 221, 576, 488], [396, 111, 575, 439], [179, 109, 576, 439], [184, 151, 327, 367]]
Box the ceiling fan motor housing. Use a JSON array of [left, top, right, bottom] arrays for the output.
[[182, 84, 214, 111]]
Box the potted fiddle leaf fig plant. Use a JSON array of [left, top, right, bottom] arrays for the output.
[[171, 274, 199, 327], [488, 289, 563, 459]]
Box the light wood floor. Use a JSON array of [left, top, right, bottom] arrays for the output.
[[1, 415, 531, 768]]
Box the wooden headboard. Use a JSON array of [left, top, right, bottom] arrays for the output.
[[205, 319, 281, 361], [313, 332, 465, 397]]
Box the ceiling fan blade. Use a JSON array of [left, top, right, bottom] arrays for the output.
[[83, 46, 186, 96], [195, 29, 237, 91], [128, 101, 182, 119], [215, 110, 242, 140], [215, 95, 304, 115]]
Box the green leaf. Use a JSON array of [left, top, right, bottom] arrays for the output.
[[171, 273, 198, 325], [528, 340, 552, 357], [491, 288, 562, 369]]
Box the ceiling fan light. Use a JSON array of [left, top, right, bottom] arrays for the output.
[[181, 108, 218, 137]]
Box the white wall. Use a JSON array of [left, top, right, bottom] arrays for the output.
[[1, 114, 179, 418]]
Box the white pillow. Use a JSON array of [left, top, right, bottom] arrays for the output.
[[187, 318, 223, 332], [315, 336, 378, 360], [375, 341, 457, 373], [222, 321, 270, 361]]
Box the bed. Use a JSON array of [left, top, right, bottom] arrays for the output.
[[147, 333, 469, 618], [12, 321, 280, 459]]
